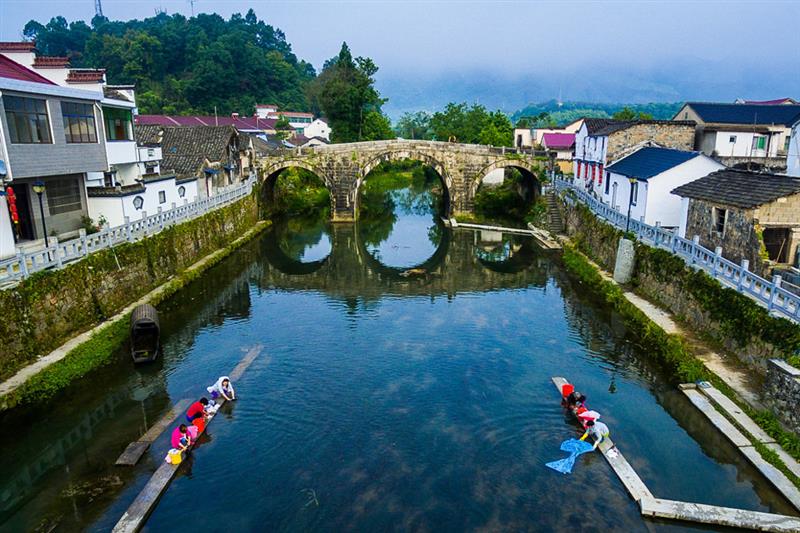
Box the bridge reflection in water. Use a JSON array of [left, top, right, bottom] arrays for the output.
[[257, 220, 552, 299]]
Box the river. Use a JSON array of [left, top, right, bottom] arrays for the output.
[[0, 176, 796, 532]]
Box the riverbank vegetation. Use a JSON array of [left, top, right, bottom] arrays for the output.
[[464, 168, 547, 228]]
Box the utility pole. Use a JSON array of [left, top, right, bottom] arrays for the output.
[[188, 0, 196, 16], [94, 0, 104, 17]]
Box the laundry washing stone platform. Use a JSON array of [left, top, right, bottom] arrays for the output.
[[552, 377, 800, 531]]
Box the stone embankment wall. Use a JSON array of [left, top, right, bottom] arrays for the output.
[[765, 359, 800, 434], [560, 197, 800, 373], [0, 187, 262, 380]]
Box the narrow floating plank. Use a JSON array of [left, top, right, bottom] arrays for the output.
[[551, 377, 652, 502], [112, 345, 263, 533], [739, 446, 800, 512], [698, 385, 776, 444], [640, 497, 800, 532], [116, 398, 193, 466], [681, 389, 752, 448]]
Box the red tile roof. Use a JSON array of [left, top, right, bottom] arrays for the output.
[[33, 56, 70, 68], [66, 69, 105, 83], [0, 41, 36, 52], [542, 132, 575, 150], [279, 111, 313, 118], [135, 114, 277, 130], [0, 54, 55, 85]]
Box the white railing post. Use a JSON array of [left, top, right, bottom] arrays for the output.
[[712, 246, 722, 277], [124, 216, 132, 242], [158, 207, 164, 230], [79, 229, 88, 256], [738, 259, 749, 291], [52, 237, 62, 268], [769, 275, 782, 311], [691, 235, 700, 264], [16, 248, 29, 277]]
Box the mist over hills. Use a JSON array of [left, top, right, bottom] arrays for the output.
[[377, 60, 800, 120]]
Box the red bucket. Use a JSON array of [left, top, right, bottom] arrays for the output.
[[192, 417, 206, 432], [561, 384, 574, 398]]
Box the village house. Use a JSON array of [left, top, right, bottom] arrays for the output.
[[573, 118, 696, 197], [541, 132, 575, 173], [0, 46, 109, 257], [673, 102, 800, 172], [602, 146, 723, 229], [513, 118, 582, 149], [787, 119, 800, 177], [672, 169, 800, 275], [255, 104, 331, 141], [136, 125, 253, 198]]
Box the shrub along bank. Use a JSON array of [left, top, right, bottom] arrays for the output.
[[0, 185, 264, 382]]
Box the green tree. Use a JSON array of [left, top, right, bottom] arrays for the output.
[[274, 116, 293, 141], [428, 103, 512, 146], [307, 42, 392, 142], [611, 106, 654, 121], [395, 111, 432, 140]]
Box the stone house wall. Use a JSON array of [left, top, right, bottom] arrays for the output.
[[607, 123, 695, 162], [684, 198, 763, 273], [764, 359, 800, 434]]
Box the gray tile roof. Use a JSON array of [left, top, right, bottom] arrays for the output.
[[135, 125, 239, 177], [671, 169, 800, 209]]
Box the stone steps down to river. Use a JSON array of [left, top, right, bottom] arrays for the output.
[[545, 192, 565, 234], [553, 376, 800, 531]]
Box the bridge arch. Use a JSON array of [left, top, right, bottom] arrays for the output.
[[355, 150, 453, 217], [469, 159, 542, 200], [260, 159, 334, 214]]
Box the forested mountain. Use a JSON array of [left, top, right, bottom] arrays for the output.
[[511, 100, 682, 127], [22, 10, 316, 114]]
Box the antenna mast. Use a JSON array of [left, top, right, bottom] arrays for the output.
[[188, 0, 196, 16], [95, 0, 104, 17]]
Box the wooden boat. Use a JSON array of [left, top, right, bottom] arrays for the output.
[[130, 304, 160, 363]]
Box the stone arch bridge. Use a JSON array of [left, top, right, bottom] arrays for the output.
[[259, 140, 551, 221]]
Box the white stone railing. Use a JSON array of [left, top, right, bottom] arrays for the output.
[[554, 177, 800, 323], [0, 177, 256, 286]]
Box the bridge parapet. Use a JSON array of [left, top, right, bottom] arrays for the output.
[[259, 140, 552, 220]]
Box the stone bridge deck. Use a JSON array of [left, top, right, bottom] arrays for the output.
[[259, 140, 552, 220]]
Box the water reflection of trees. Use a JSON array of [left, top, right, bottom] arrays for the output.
[[274, 215, 332, 262]]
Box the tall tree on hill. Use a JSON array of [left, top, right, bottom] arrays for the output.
[[307, 42, 393, 143], [428, 103, 513, 146]]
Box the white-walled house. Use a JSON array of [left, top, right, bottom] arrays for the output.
[[513, 119, 582, 149], [303, 118, 331, 141], [602, 146, 724, 229], [674, 102, 800, 172], [788, 120, 800, 177]]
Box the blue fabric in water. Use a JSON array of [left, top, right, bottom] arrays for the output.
[[545, 438, 594, 474]]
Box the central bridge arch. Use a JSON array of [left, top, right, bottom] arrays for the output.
[[261, 159, 333, 212]]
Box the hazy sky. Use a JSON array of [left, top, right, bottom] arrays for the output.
[[1, 1, 799, 111]]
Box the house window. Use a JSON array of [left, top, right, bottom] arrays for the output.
[[61, 102, 97, 143], [47, 177, 82, 215], [729, 135, 737, 143], [178, 185, 186, 198], [133, 196, 144, 210], [103, 107, 133, 141], [147, 148, 155, 157], [785, 137, 792, 153], [3, 95, 51, 144], [713, 207, 727, 235], [631, 181, 639, 206], [158, 190, 166, 204], [605, 173, 611, 194], [684, 112, 688, 119], [752, 136, 766, 151], [103, 171, 116, 187]]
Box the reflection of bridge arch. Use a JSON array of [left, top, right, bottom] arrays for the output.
[[475, 234, 540, 274], [355, 220, 452, 278], [355, 151, 453, 216], [470, 160, 541, 200], [260, 221, 333, 275], [261, 159, 333, 210]]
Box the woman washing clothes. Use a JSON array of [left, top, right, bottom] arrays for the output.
[[207, 376, 236, 402]]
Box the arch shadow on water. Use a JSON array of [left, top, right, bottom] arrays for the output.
[[474, 232, 541, 274], [260, 216, 333, 275]]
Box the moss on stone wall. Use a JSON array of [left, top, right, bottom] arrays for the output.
[[0, 186, 263, 381], [561, 195, 800, 369]]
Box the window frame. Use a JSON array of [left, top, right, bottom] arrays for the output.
[[729, 135, 737, 143], [46, 176, 83, 215], [631, 181, 639, 206], [713, 207, 727, 236], [158, 190, 166, 204], [61, 101, 98, 144], [3, 95, 52, 144], [103, 106, 134, 141]]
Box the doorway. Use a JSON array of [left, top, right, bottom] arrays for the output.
[[14, 183, 35, 241], [762, 227, 791, 263]]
